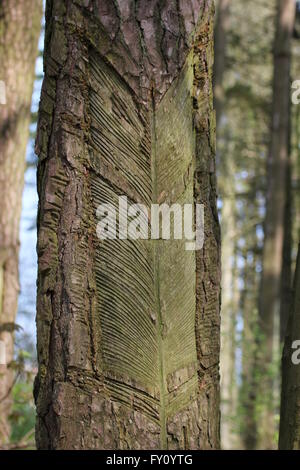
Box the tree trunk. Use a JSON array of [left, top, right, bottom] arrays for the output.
[[279, 243, 300, 449], [280, 149, 292, 343], [257, 0, 295, 449], [0, 0, 42, 445], [213, 0, 238, 450], [214, 0, 239, 450], [213, 0, 230, 129], [220, 194, 239, 449], [218, 147, 240, 450], [35, 0, 221, 450], [240, 216, 260, 450]]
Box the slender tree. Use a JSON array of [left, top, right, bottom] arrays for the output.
[[0, 0, 42, 445], [219, 150, 239, 450], [216, 0, 277, 449], [280, 161, 292, 343], [257, 0, 295, 449], [279, 243, 300, 449], [213, 0, 240, 450], [34, 0, 221, 450], [214, 0, 230, 128]]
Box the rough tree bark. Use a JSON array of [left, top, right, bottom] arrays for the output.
[[279, 243, 300, 449], [34, 0, 221, 450], [257, 0, 295, 449], [213, 0, 238, 450], [0, 0, 42, 445]]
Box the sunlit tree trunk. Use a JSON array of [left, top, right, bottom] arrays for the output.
[[218, 146, 240, 450], [34, 0, 221, 450], [279, 244, 300, 449], [0, 0, 41, 445], [213, 0, 238, 450], [257, 0, 295, 449], [213, 0, 230, 128]]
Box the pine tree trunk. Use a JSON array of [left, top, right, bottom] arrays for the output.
[[35, 0, 221, 450], [280, 34, 293, 343], [213, 0, 230, 128], [279, 244, 300, 449], [0, 0, 42, 445], [280, 159, 292, 343], [257, 0, 295, 449], [219, 149, 239, 450], [220, 191, 239, 449], [240, 220, 259, 450]]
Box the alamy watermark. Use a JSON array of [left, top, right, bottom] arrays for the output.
[[96, 196, 204, 251]]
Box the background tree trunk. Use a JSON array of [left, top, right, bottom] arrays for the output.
[[213, 0, 230, 129], [0, 0, 42, 445], [213, 0, 239, 450], [257, 0, 295, 449], [279, 243, 300, 449], [219, 188, 239, 449], [34, 0, 221, 450], [239, 200, 260, 450], [279, 146, 292, 343]]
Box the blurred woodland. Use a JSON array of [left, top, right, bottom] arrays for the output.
[[215, 0, 300, 449]]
